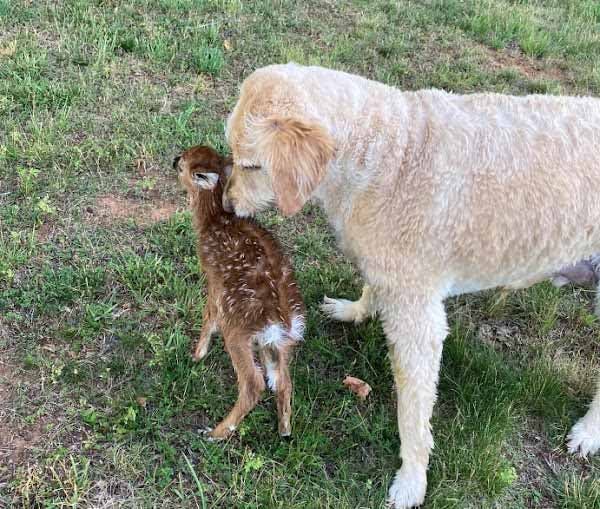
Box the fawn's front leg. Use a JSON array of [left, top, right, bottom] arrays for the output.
[[260, 345, 294, 436], [192, 299, 218, 361]]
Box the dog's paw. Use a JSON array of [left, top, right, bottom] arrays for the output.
[[387, 467, 426, 508], [568, 418, 600, 457], [321, 296, 365, 323]]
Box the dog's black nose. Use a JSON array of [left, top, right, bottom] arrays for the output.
[[172, 155, 181, 171]]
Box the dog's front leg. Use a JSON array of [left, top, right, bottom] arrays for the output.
[[381, 291, 447, 509], [321, 284, 376, 323]]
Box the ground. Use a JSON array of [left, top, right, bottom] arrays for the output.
[[1, 0, 600, 507]]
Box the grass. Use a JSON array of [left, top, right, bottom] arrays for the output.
[[1, 0, 600, 507]]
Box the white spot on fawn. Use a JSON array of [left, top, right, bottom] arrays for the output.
[[255, 316, 305, 349], [257, 323, 286, 347]]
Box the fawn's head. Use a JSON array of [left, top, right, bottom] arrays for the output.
[[174, 146, 232, 202]]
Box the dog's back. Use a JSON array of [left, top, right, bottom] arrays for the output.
[[410, 90, 600, 292], [257, 65, 600, 292]]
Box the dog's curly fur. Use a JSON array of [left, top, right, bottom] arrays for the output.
[[222, 63, 600, 508]]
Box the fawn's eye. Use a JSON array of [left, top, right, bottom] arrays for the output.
[[194, 172, 208, 180]]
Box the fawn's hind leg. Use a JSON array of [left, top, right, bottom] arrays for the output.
[[259, 347, 279, 392], [275, 347, 293, 437], [192, 300, 217, 361], [209, 333, 265, 439], [258, 346, 293, 436]]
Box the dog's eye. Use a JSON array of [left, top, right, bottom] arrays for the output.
[[242, 165, 261, 171], [194, 172, 208, 180]]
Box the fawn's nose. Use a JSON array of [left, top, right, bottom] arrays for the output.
[[222, 193, 233, 213], [172, 155, 181, 171]]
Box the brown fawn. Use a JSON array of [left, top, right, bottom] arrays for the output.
[[174, 145, 305, 439]]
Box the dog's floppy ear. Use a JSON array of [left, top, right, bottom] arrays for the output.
[[250, 116, 335, 216]]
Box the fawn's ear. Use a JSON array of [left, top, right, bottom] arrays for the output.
[[192, 172, 219, 190], [249, 115, 335, 216]]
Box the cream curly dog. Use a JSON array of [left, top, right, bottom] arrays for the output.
[[222, 63, 600, 508]]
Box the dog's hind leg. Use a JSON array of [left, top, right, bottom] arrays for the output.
[[381, 291, 447, 509], [321, 285, 376, 323], [568, 377, 600, 457]]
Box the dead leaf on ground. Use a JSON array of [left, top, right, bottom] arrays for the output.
[[343, 375, 372, 400], [223, 39, 233, 51]]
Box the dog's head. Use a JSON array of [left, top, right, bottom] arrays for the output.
[[174, 145, 232, 197], [223, 73, 335, 217]]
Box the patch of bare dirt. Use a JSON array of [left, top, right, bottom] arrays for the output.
[[35, 222, 54, 242], [90, 195, 180, 226], [1, 418, 48, 469], [509, 419, 596, 508], [0, 360, 46, 475], [86, 152, 186, 227], [481, 44, 569, 84]]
